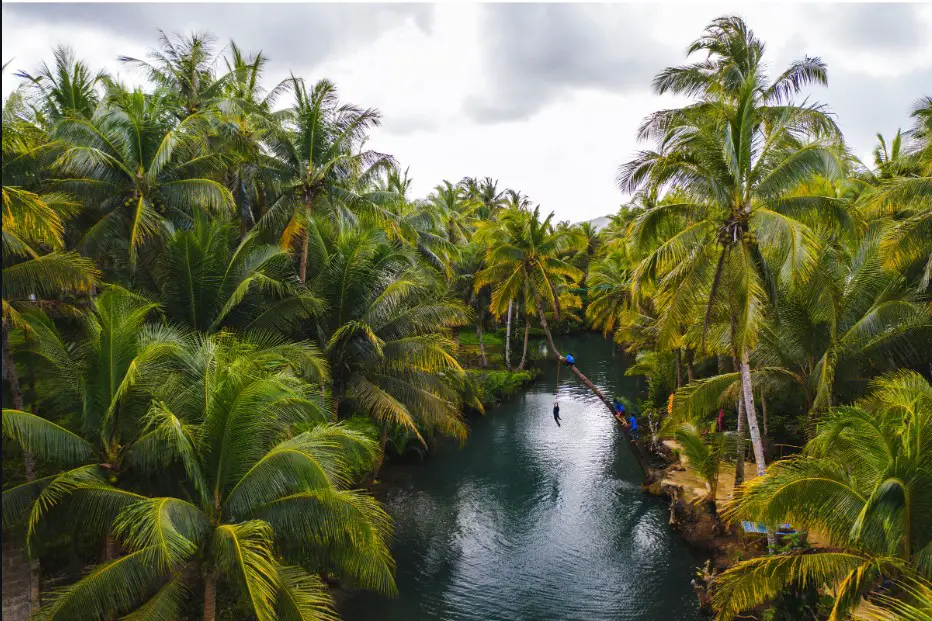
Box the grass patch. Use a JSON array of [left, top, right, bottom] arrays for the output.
[[458, 327, 505, 347]]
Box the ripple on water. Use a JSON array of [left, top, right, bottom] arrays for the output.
[[341, 335, 704, 621]]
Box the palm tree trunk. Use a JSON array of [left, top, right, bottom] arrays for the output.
[[761, 393, 769, 460], [518, 320, 530, 370], [505, 301, 513, 370], [368, 421, 390, 482], [2, 319, 25, 412], [298, 199, 312, 282], [533, 294, 562, 359], [103, 534, 118, 561], [738, 352, 766, 476], [739, 350, 776, 551], [2, 320, 41, 612], [203, 572, 217, 621], [256, 173, 269, 221], [476, 314, 487, 368], [675, 349, 684, 388], [685, 348, 696, 384], [733, 394, 746, 491], [567, 363, 648, 476], [235, 177, 255, 241], [298, 229, 309, 283], [533, 294, 648, 474]]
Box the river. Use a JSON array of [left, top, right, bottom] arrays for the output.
[[341, 333, 704, 620]]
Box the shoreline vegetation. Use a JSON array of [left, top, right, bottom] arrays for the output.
[[2, 13, 930, 621]]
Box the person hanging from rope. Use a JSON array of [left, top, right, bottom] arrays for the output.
[[552, 359, 562, 426]]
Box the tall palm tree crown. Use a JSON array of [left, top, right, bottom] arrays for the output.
[[260, 78, 394, 281], [475, 205, 584, 324], [52, 83, 234, 267], [620, 15, 845, 353]]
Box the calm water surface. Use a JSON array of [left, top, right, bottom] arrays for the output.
[[342, 334, 703, 621]]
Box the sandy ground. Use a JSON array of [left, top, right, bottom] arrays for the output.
[[659, 440, 830, 549]]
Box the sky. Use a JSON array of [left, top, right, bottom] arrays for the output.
[[3, 2, 931, 223]]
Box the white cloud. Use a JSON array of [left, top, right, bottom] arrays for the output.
[[3, 3, 930, 223]]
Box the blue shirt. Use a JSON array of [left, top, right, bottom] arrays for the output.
[[565, 354, 575, 364], [627, 415, 638, 430]]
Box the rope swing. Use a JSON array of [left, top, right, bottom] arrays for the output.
[[552, 359, 561, 426]]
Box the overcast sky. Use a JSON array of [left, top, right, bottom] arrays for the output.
[[3, 2, 931, 222]]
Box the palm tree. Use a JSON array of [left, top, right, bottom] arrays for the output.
[[673, 230, 932, 434], [872, 131, 910, 180], [3, 89, 99, 333], [2, 88, 99, 612], [459, 176, 506, 221], [307, 224, 472, 475], [452, 241, 491, 368], [619, 15, 846, 485], [713, 371, 932, 620], [52, 82, 234, 266], [495, 192, 532, 369], [674, 424, 728, 505], [260, 77, 394, 282], [2, 286, 187, 578], [574, 221, 601, 257], [145, 210, 322, 334], [429, 180, 478, 246], [15, 45, 103, 124], [858, 98, 932, 290], [119, 30, 228, 119], [585, 249, 636, 337], [6, 332, 394, 621], [475, 205, 584, 357], [853, 576, 932, 621], [216, 42, 290, 237], [373, 166, 456, 278], [503, 188, 532, 212], [4, 288, 182, 463]]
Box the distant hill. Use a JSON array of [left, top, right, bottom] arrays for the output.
[[572, 215, 612, 231]]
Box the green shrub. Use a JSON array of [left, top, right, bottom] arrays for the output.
[[467, 369, 537, 406]]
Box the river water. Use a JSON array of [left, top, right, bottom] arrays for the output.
[[341, 333, 703, 621]]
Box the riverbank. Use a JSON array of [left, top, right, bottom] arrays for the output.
[[638, 435, 841, 616], [361, 330, 754, 618], [358, 330, 776, 618], [643, 448, 763, 561], [341, 332, 704, 620]]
